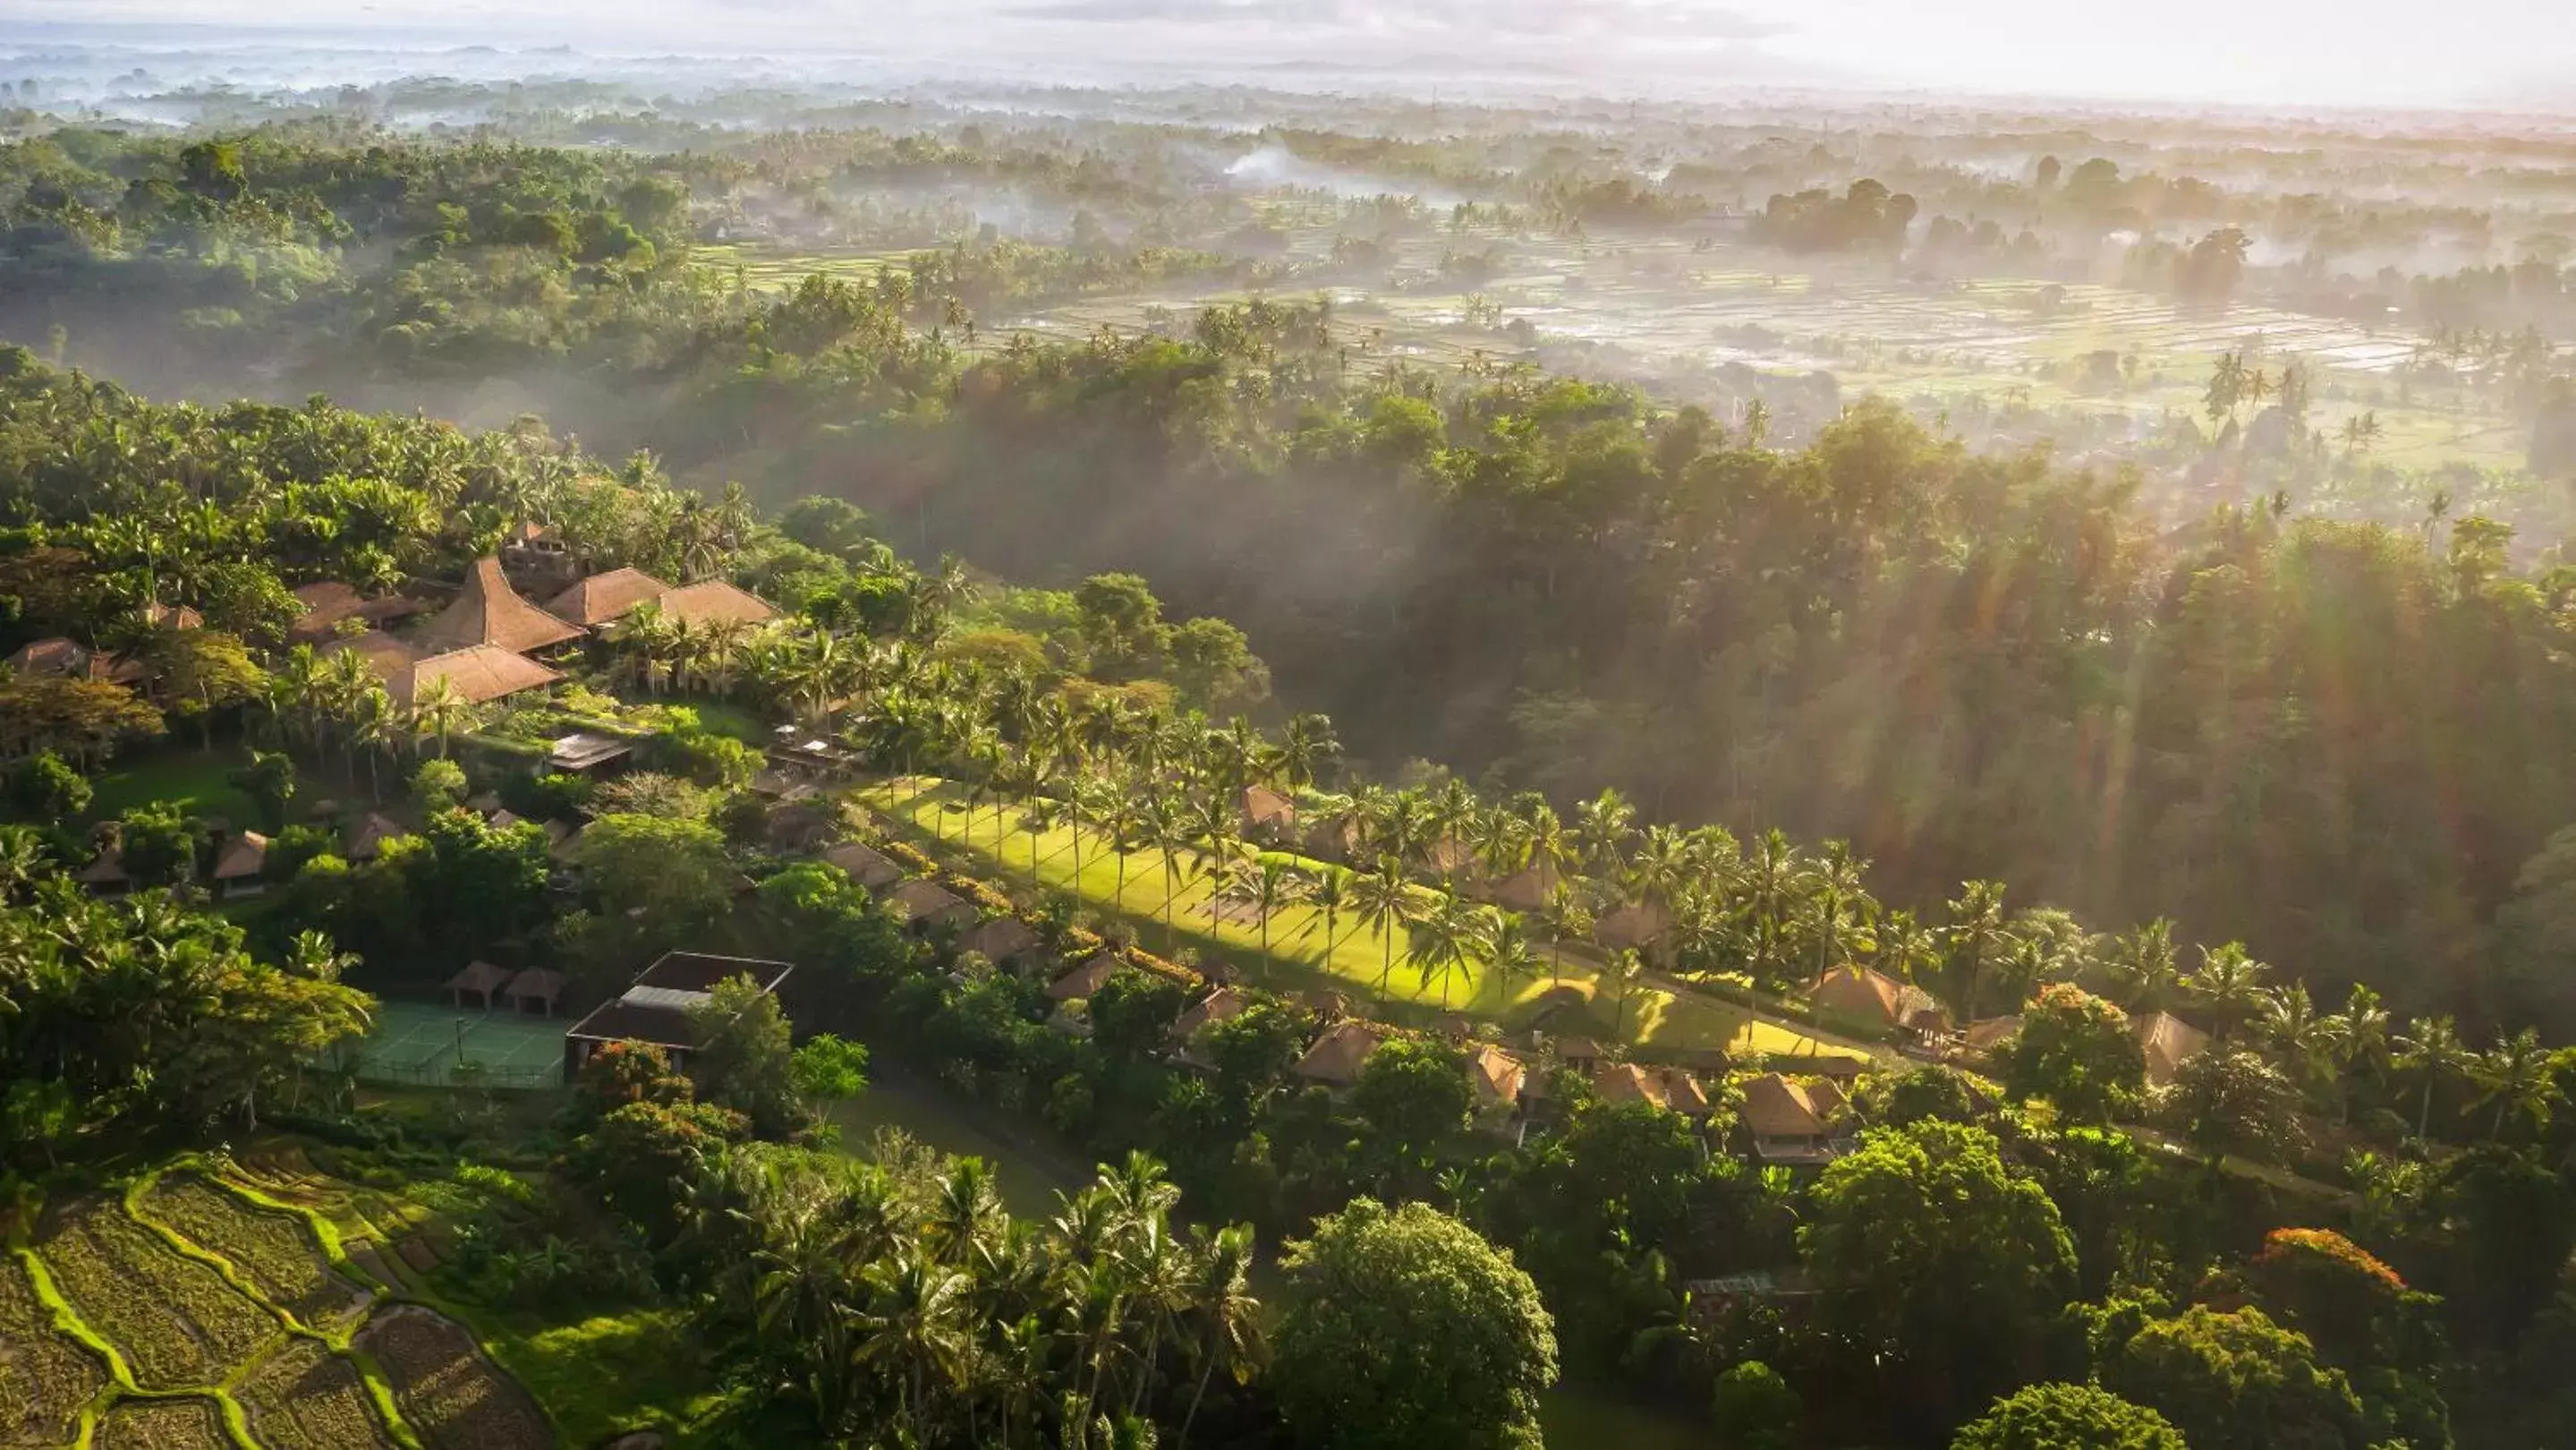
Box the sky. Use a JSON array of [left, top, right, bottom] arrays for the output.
[[8, 0, 2572, 110]]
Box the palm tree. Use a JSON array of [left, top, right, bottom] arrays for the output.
[[1537, 883, 1594, 987], [1350, 863, 1416, 997], [1271, 712, 1339, 793], [1941, 879, 2011, 1019], [1232, 856, 1297, 978], [1607, 947, 1646, 1042], [2102, 917, 2185, 1013], [1485, 914, 1542, 1004], [2189, 942, 2271, 1044], [854, 1244, 973, 1437], [1303, 866, 1349, 962], [2393, 1015, 2471, 1141], [1177, 1223, 1262, 1449], [1408, 894, 1492, 1011], [1574, 787, 1637, 879], [2257, 983, 2334, 1103], [408, 675, 475, 760], [2468, 1028, 2563, 1139]]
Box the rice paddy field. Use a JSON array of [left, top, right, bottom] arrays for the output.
[[706, 225, 2531, 474], [854, 776, 1842, 1059], [0, 1160, 552, 1449]]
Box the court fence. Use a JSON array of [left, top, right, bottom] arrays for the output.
[[342, 999, 567, 1091]]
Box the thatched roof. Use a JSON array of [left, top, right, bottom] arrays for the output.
[[2131, 1011, 2213, 1088], [653, 579, 778, 627], [290, 582, 424, 643], [4, 636, 131, 682], [1048, 953, 1126, 1002], [505, 968, 566, 1007], [211, 831, 269, 883], [1552, 1036, 1605, 1063], [1813, 965, 1946, 1030], [346, 813, 407, 862], [1241, 785, 1297, 832], [1740, 1073, 1830, 1139], [77, 845, 128, 885], [1294, 1020, 1388, 1086], [820, 841, 905, 891], [959, 916, 1041, 964], [1960, 1015, 2025, 1055], [1469, 1045, 1528, 1109], [1804, 1078, 1849, 1121], [885, 878, 974, 930], [1594, 1062, 1713, 1117], [542, 567, 672, 627], [395, 644, 563, 706], [446, 960, 515, 996], [1172, 986, 1250, 1045], [320, 630, 423, 684], [141, 601, 203, 631], [1596, 900, 1671, 951], [1481, 858, 1562, 913], [414, 558, 583, 654]]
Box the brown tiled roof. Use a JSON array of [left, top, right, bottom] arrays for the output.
[[413, 558, 583, 654], [1049, 953, 1126, 1002], [820, 841, 905, 890], [1740, 1073, 1829, 1138], [446, 960, 515, 996], [211, 831, 268, 882], [1294, 1020, 1388, 1086], [395, 644, 563, 706], [542, 567, 672, 627], [652, 579, 778, 627], [959, 916, 1041, 963], [1470, 1045, 1528, 1108]]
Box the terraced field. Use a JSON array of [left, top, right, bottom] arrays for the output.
[[0, 1164, 554, 1449]]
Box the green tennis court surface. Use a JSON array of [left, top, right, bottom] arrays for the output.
[[350, 999, 566, 1088]]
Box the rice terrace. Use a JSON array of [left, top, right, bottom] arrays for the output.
[[1, 1156, 550, 1450]]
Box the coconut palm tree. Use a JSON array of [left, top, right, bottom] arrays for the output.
[[2468, 1028, 2563, 1139], [1574, 787, 1637, 879], [2393, 1015, 2472, 1141], [1302, 865, 1349, 962], [2189, 942, 2272, 1044], [1538, 883, 1594, 987], [1485, 913, 1542, 1004], [1244, 856, 1297, 973], [1607, 946, 1647, 1042], [2102, 917, 2186, 1014], [1270, 712, 1339, 793], [1408, 894, 1492, 1011], [1350, 862, 1416, 997], [1177, 1223, 1262, 1448], [407, 675, 475, 761]]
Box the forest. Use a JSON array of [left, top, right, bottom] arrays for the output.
[[5, 35, 2576, 1450]]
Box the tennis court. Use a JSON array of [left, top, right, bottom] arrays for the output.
[[348, 999, 567, 1089]]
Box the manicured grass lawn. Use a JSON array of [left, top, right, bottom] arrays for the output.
[[677, 699, 769, 746], [87, 745, 258, 824], [856, 779, 1833, 1058]]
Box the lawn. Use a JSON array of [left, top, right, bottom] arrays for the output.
[[85, 745, 258, 825], [855, 778, 1832, 1058]]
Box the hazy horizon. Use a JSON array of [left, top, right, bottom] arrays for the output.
[[5, 1, 2572, 113]]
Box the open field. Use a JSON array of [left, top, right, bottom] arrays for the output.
[[84, 747, 259, 829], [0, 1162, 549, 1450], [856, 777, 1833, 1057], [713, 229, 2534, 477]]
